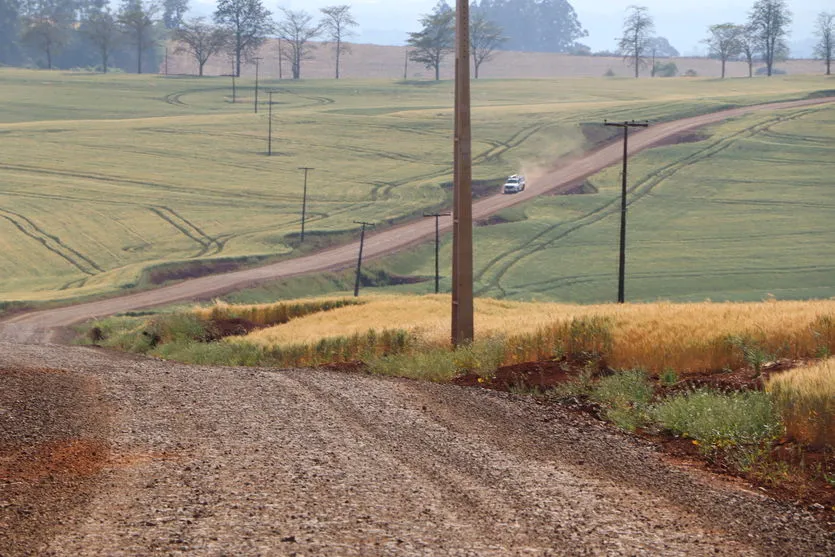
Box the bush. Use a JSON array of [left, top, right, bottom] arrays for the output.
[[604, 68, 616, 77], [652, 390, 782, 450], [653, 62, 679, 77], [684, 69, 698, 77], [755, 67, 787, 76], [590, 369, 654, 431]]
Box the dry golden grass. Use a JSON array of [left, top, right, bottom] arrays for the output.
[[767, 358, 835, 448], [229, 295, 835, 373]]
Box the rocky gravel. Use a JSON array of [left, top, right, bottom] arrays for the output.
[[1, 342, 832, 556]]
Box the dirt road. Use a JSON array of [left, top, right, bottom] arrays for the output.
[[2, 97, 833, 343], [2, 343, 832, 556]]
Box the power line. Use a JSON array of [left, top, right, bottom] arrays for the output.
[[603, 119, 650, 304]]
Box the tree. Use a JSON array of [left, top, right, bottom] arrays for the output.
[[320, 5, 357, 80], [748, 0, 791, 77], [814, 12, 834, 76], [82, 7, 120, 72], [162, 0, 187, 29], [705, 23, 743, 79], [618, 5, 654, 79], [213, 0, 271, 77], [173, 17, 227, 76], [0, 0, 22, 66], [646, 36, 678, 77], [470, 7, 505, 79], [739, 26, 757, 78], [20, 0, 75, 69], [476, 0, 586, 54], [276, 8, 320, 80], [118, 0, 159, 74], [406, 6, 454, 81]]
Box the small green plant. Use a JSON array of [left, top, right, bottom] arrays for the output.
[[726, 335, 772, 375], [659, 368, 679, 387], [652, 389, 782, 451], [549, 363, 596, 399], [590, 369, 654, 431]]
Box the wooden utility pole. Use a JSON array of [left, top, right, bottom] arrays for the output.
[[267, 90, 274, 155], [278, 39, 283, 80], [424, 212, 451, 294], [253, 57, 263, 113], [452, 0, 474, 346], [299, 167, 314, 242], [604, 120, 649, 304], [353, 221, 374, 297]]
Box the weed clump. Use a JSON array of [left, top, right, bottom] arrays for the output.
[[652, 389, 782, 451], [767, 359, 835, 448]]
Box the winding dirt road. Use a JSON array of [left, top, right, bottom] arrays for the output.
[[2, 98, 834, 555], [2, 97, 833, 343]]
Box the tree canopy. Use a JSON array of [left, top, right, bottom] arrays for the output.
[[474, 0, 586, 53]]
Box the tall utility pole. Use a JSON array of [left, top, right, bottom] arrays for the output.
[[299, 167, 314, 242], [424, 212, 451, 294], [452, 0, 474, 347], [253, 57, 263, 113], [604, 119, 649, 304], [353, 221, 374, 297], [267, 90, 275, 155]]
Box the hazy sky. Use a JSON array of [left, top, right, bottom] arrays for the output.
[[193, 0, 829, 56]]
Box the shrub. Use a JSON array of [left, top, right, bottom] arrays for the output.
[[653, 61, 679, 77], [590, 369, 653, 431], [684, 69, 698, 77], [652, 390, 782, 450], [767, 359, 835, 448], [604, 68, 616, 77]]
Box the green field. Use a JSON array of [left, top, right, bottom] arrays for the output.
[[0, 69, 832, 303]]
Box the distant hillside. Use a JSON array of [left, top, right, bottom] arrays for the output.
[[166, 40, 829, 80]]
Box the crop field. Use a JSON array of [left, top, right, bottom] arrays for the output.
[[346, 101, 835, 304], [0, 68, 832, 303]]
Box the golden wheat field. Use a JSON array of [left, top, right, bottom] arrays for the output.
[[198, 295, 835, 373]]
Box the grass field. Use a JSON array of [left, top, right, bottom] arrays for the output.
[[304, 100, 835, 304], [0, 69, 833, 303]]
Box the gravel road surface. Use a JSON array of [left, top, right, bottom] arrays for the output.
[[1, 344, 832, 556]]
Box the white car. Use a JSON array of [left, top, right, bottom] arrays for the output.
[[502, 174, 526, 194]]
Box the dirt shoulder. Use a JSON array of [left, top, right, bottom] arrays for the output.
[[1, 343, 832, 556], [2, 97, 833, 344]]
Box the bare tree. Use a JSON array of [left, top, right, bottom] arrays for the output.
[[406, 8, 454, 81], [82, 8, 121, 73], [814, 12, 834, 76], [20, 0, 74, 69], [748, 0, 792, 77], [470, 8, 505, 79], [739, 26, 757, 78], [705, 23, 743, 79], [618, 5, 654, 79], [213, 0, 272, 77], [173, 17, 228, 76], [320, 5, 357, 79], [118, 0, 159, 74], [276, 8, 320, 80]]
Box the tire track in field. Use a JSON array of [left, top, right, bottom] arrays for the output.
[[474, 108, 820, 297], [0, 208, 102, 275], [272, 88, 336, 107], [148, 206, 223, 257], [0, 163, 302, 206], [513, 264, 835, 297]]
